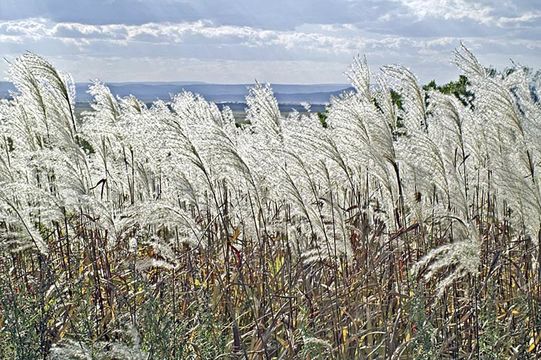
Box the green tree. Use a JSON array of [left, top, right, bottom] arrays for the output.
[[423, 75, 474, 106]]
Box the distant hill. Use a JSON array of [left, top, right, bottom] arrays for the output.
[[0, 81, 352, 105]]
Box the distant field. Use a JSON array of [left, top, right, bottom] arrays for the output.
[[75, 101, 328, 121], [1, 81, 351, 105]]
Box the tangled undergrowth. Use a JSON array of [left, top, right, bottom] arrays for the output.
[[0, 45, 541, 359]]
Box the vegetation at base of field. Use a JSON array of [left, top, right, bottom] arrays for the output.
[[0, 45, 541, 359]]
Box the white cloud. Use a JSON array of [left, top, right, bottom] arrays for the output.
[[0, 4, 539, 84], [496, 11, 541, 27], [395, 0, 541, 28], [52, 22, 128, 39], [397, 0, 494, 23], [0, 18, 364, 53]]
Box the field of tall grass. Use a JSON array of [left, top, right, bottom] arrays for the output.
[[0, 45, 540, 359]]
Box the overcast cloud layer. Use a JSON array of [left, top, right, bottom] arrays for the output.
[[0, 0, 539, 83]]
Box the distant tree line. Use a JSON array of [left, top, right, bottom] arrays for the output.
[[317, 75, 475, 128]]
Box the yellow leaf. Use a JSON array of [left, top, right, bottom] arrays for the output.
[[276, 336, 288, 348], [342, 326, 348, 342], [528, 338, 536, 353], [406, 332, 411, 342], [230, 227, 241, 242], [273, 255, 284, 275]]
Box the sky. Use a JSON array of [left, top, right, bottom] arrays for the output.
[[0, 0, 540, 84]]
